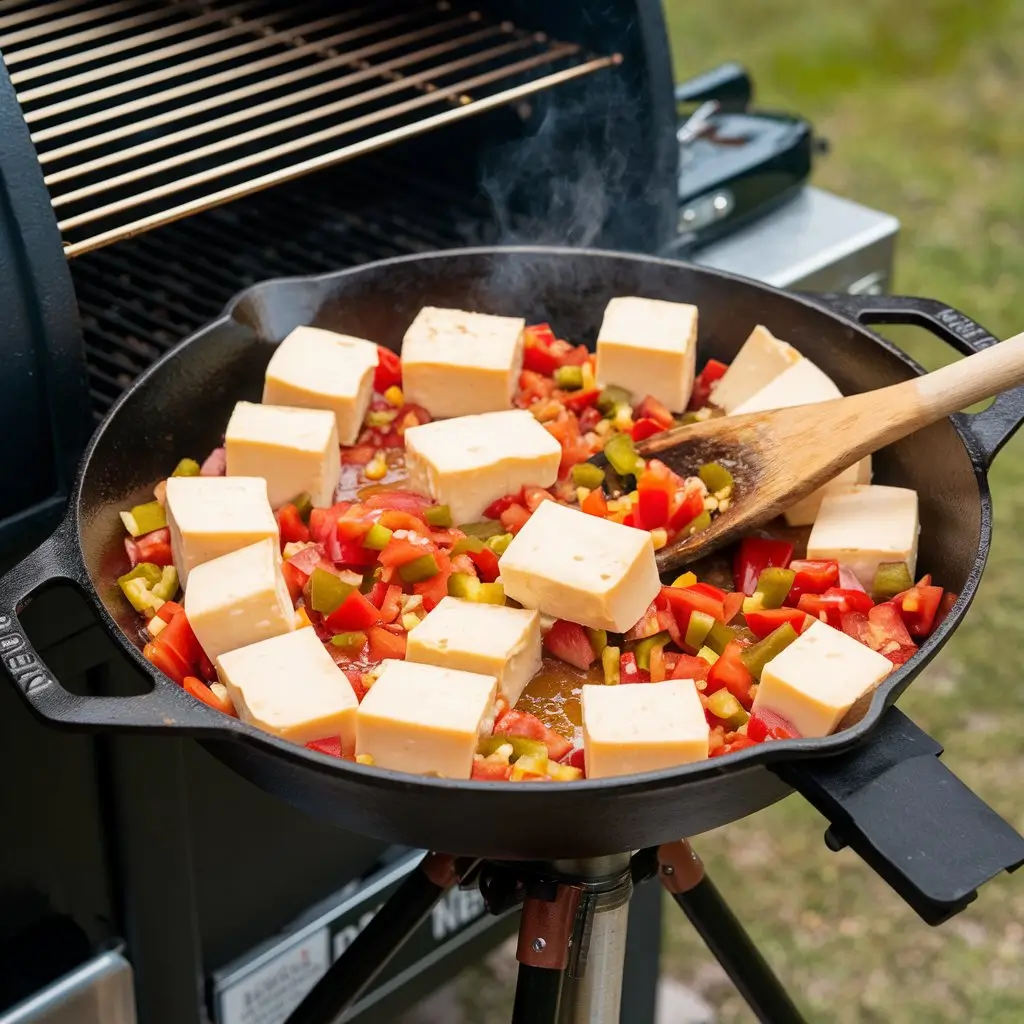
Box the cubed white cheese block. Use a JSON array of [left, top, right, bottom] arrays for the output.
[[216, 628, 359, 747], [498, 500, 661, 633], [582, 679, 709, 779], [753, 619, 892, 738], [405, 596, 541, 707], [806, 484, 920, 590], [356, 660, 498, 779], [710, 325, 803, 413], [404, 409, 561, 525], [730, 356, 873, 526], [401, 307, 525, 419], [595, 296, 698, 412], [165, 476, 278, 586], [225, 401, 340, 509], [263, 326, 379, 445], [184, 538, 294, 661]]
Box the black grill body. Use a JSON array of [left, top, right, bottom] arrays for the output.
[[0, 3, 676, 1021]]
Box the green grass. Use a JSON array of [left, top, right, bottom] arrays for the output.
[[661, 2, 1024, 1020]]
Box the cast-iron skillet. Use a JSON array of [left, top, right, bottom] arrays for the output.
[[2, 248, 1022, 922]]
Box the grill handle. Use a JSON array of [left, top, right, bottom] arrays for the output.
[[773, 709, 1024, 925], [815, 292, 1024, 468], [0, 515, 223, 732]]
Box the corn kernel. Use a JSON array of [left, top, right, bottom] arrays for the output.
[[672, 571, 697, 588], [703, 496, 719, 511], [295, 607, 313, 629], [650, 528, 668, 550], [714, 485, 733, 501], [366, 409, 398, 428], [718, 498, 731, 512], [613, 406, 634, 431], [364, 451, 388, 481], [356, 754, 375, 766], [384, 385, 404, 407], [581, 360, 596, 392], [595, 419, 614, 437]]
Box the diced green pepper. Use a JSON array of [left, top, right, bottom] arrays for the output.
[[687, 510, 712, 536], [597, 385, 633, 414], [120, 500, 167, 537], [740, 623, 799, 679], [120, 577, 162, 614], [171, 458, 201, 477], [554, 365, 584, 390], [706, 689, 749, 729], [872, 561, 913, 602], [399, 554, 441, 584], [679, 411, 702, 425], [704, 621, 738, 655], [698, 462, 733, 494], [571, 462, 606, 490], [486, 532, 513, 556], [330, 630, 367, 652], [684, 610, 716, 651], [753, 567, 795, 610], [119, 563, 162, 588], [290, 492, 313, 523], [634, 631, 670, 672], [425, 505, 453, 528], [603, 432, 640, 477], [310, 568, 354, 615], [585, 628, 608, 658], [478, 734, 548, 760], [151, 565, 179, 602], [696, 645, 719, 665], [446, 572, 505, 605], [458, 519, 506, 540], [360, 568, 381, 594], [362, 523, 393, 551], [602, 645, 621, 685], [452, 536, 486, 556]]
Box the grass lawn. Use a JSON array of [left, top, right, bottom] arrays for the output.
[[425, 5, 1024, 1020], [661, 2, 1024, 1020]]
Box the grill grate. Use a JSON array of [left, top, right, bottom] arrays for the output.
[[71, 157, 504, 419], [1, 0, 617, 257]]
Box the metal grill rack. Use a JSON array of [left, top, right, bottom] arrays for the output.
[[71, 156, 502, 419], [1, 0, 617, 257]]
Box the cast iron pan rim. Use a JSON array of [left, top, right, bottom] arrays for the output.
[[69, 246, 991, 794]]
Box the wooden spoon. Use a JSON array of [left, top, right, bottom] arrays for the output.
[[623, 332, 1024, 574]]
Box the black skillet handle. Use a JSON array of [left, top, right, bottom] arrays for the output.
[[814, 292, 1024, 468], [773, 710, 1024, 925], [0, 516, 221, 732]]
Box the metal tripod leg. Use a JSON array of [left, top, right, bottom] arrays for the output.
[[658, 841, 806, 1024], [284, 852, 464, 1024]]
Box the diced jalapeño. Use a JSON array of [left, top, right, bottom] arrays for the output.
[[740, 623, 799, 680]]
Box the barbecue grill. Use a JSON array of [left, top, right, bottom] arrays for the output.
[[0, 4, 1019, 1024]]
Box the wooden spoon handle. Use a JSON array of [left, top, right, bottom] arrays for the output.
[[913, 331, 1024, 420]]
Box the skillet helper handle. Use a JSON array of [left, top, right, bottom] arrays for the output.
[[815, 292, 1024, 468], [774, 709, 1024, 926], [0, 517, 218, 732]]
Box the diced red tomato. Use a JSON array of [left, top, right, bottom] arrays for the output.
[[745, 607, 811, 639], [562, 389, 601, 413], [544, 620, 596, 670], [656, 607, 683, 647], [619, 651, 650, 683], [367, 625, 407, 661], [306, 736, 343, 758], [893, 584, 944, 637], [689, 581, 727, 601], [578, 406, 602, 433], [635, 460, 679, 530], [183, 676, 236, 716], [581, 488, 608, 518], [464, 545, 500, 583], [625, 602, 663, 641], [325, 590, 382, 632], [160, 609, 204, 670], [517, 369, 556, 406], [391, 404, 431, 438], [670, 653, 711, 682], [342, 668, 368, 702], [499, 503, 531, 534], [747, 708, 800, 743], [798, 588, 873, 627], [153, 601, 184, 623], [884, 646, 917, 666], [689, 359, 729, 410], [335, 539, 377, 568], [660, 584, 727, 632], [837, 564, 867, 593], [718, 734, 757, 756], [933, 590, 958, 630], [276, 504, 309, 546], [867, 602, 914, 649], [132, 528, 173, 567], [484, 493, 522, 519], [374, 346, 402, 392], [143, 639, 190, 686], [786, 559, 840, 604], [309, 503, 351, 545], [667, 484, 706, 534], [722, 591, 744, 624], [364, 491, 433, 516], [341, 444, 377, 466], [336, 513, 375, 542], [366, 579, 388, 608], [493, 708, 573, 761], [560, 747, 587, 772], [379, 585, 403, 624], [412, 550, 451, 611], [839, 609, 874, 646], [523, 487, 554, 512], [705, 641, 754, 705], [378, 536, 433, 567], [281, 561, 306, 603], [472, 760, 513, 781], [733, 537, 794, 596], [635, 395, 675, 429], [522, 324, 562, 375], [631, 417, 667, 442]]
